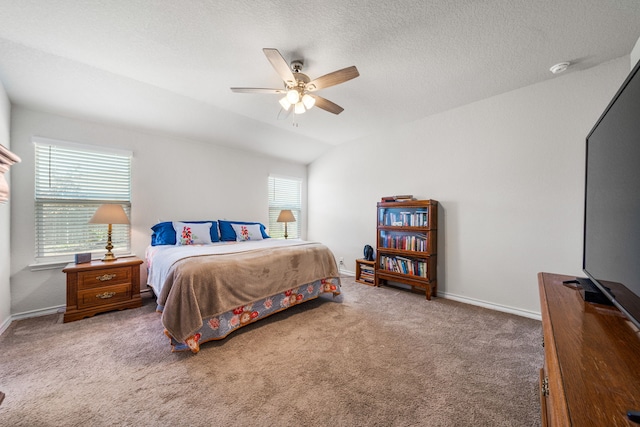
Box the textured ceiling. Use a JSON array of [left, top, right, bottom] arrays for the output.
[[0, 0, 639, 164]]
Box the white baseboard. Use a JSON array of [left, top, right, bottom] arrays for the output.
[[11, 304, 66, 321], [0, 304, 66, 337], [339, 268, 355, 277], [441, 291, 541, 321], [0, 315, 11, 336]]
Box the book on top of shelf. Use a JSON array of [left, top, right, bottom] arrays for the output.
[[381, 195, 416, 202]]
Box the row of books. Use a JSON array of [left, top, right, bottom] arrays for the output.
[[359, 263, 375, 283], [379, 255, 428, 277], [379, 210, 429, 227], [380, 234, 428, 251]]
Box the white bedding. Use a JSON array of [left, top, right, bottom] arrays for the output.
[[145, 239, 315, 296]]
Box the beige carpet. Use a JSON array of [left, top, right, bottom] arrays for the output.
[[0, 277, 543, 426]]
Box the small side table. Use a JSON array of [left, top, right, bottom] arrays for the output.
[[62, 257, 143, 322], [355, 258, 375, 286]]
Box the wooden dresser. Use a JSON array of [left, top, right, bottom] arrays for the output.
[[538, 272, 640, 426], [63, 257, 143, 323]]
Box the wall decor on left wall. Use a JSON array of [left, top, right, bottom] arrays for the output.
[[0, 144, 20, 203]]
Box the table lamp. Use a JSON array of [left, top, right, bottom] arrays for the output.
[[89, 204, 130, 261], [276, 209, 296, 239]]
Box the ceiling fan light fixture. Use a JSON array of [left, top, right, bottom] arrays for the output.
[[294, 102, 306, 114], [302, 94, 315, 109], [279, 96, 292, 111], [286, 89, 300, 104]]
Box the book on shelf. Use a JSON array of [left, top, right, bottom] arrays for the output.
[[379, 255, 429, 278], [381, 195, 416, 202], [380, 233, 428, 251], [380, 210, 429, 227]]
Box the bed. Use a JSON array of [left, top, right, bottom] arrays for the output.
[[146, 223, 341, 353]]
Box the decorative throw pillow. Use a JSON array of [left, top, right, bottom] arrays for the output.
[[151, 220, 220, 245], [231, 223, 264, 241], [173, 221, 213, 245], [218, 220, 270, 241], [151, 221, 177, 245]]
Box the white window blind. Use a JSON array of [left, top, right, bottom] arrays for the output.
[[268, 175, 302, 239], [34, 138, 132, 260]]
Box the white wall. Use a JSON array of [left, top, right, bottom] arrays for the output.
[[9, 107, 307, 315], [0, 80, 11, 332], [308, 57, 630, 317]]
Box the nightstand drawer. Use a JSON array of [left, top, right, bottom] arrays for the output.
[[78, 267, 132, 290], [77, 284, 131, 309]]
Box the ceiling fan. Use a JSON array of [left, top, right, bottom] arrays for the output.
[[231, 48, 359, 115]]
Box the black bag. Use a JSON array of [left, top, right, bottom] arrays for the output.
[[363, 245, 374, 261]]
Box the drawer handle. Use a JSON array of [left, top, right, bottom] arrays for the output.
[[96, 274, 116, 282], [96, 291, 117, 299]]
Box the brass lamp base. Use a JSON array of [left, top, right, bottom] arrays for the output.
[[102, 251, 117, 262], [102, 224, 117, 262]]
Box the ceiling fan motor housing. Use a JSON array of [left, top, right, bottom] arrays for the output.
[[290, 61, 310, 87]]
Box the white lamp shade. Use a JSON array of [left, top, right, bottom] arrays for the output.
[[286, 89, 300, 104], [302, 94, 316, 109], [294, 102, 306, 114], [276, 209, 296, 223], [89, 204, 130, 225], [279, 97, 292, 111]]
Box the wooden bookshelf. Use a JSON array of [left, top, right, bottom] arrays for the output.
[[375, 199, 438, 300], [355, 258, 375, 286]]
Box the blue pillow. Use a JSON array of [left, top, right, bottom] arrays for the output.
[[151, 222, 176, 245], [151, 221, 220, 245], [218, 220, 270, 241]]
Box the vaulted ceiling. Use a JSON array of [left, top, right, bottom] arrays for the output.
[[0, 1, 639, 164]]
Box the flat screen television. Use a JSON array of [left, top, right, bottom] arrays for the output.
[[583, 58, 640, 331]]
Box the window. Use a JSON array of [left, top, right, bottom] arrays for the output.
[[34, 137, 132, 261], [268, 175, 302, 239]]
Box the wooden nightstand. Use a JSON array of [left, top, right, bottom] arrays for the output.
[[62, 257, 143, 323]]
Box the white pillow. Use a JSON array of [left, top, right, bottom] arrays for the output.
[[173, 222, 213, 245], [231, 223, 264, 241]]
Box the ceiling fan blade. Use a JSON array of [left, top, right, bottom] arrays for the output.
[[311, 95, 344, 115], [306, 66, 359, 91], [230, 87, 286, 94], [263, 48, 296, 86]]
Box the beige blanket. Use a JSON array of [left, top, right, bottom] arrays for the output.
[[158, 242, 339, 342]]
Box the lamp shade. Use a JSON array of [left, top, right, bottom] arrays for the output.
[[286, 89, 300, 104], [302, 94, 316, 109], [89, 204, 130, 225], [294, 102, 306, 114], [276, 209, 296, 223], [279, 96, 292, 111]]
